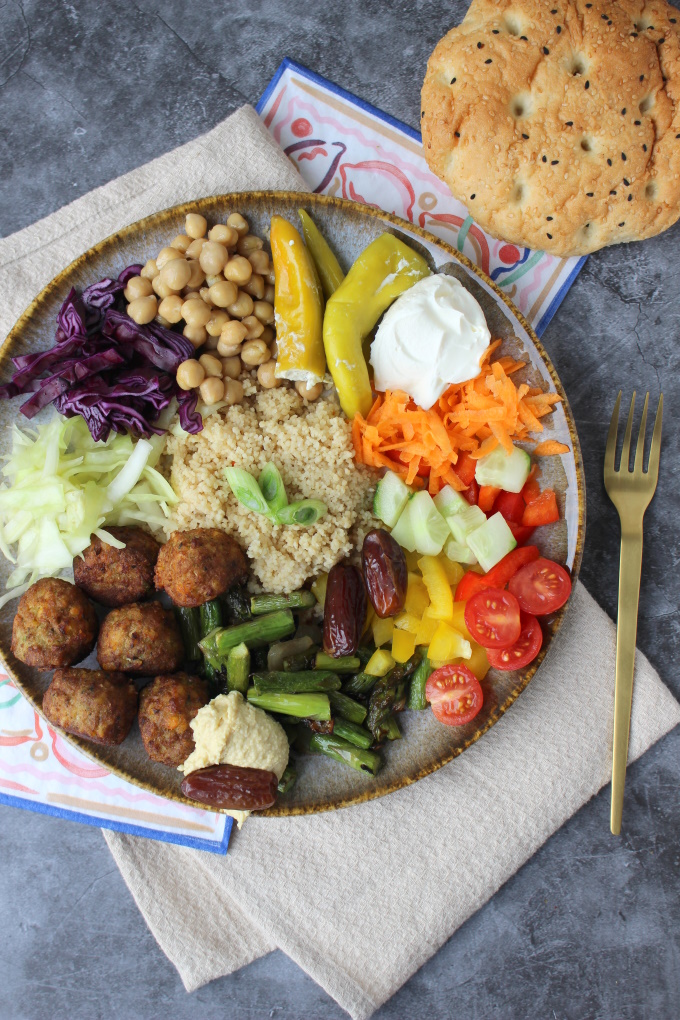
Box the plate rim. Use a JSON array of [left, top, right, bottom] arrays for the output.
[[0, 189, 586, 817]]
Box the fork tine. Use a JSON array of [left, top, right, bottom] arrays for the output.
[[646, 393, 663, 480], [633, 392, 649, 473], [604, 391, 622, 474], [620, 392, 636, 472]]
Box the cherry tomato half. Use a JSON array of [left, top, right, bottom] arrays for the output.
[[487, 613, 543, 671], [508, 557, 572, 615], [426, 664, 483, 726], [464, 587, 522, 649]]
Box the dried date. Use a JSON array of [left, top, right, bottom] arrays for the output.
[[323, 563, 367, 657], [362, 529, 407, 618], [181, 763, 278, 811]]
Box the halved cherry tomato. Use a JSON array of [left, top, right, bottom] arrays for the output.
[[463, 478, 479, 506], [492, 489, 526, 524], [507, 521, 536, 546], [487, 613, 542, 671], [454, 546, 539, 601], [521, 475, 542, 505], [521, 490, 559, 527], [478, 485, 501, 513], [426, 663, 483, 726], [508, 557, 572, 615], [455, 451, 477, 487], [464, 587, 522, 649], [386, 450, 429, 477]]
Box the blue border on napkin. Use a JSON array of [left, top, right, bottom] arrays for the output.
[[257, 58, 586, 338]]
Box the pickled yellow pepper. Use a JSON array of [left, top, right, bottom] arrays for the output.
[[322, 234, 430, 420], [270, 215, 326, 385], [298, 209, 345, 299]]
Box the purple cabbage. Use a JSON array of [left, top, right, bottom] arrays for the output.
[[0, 264, 203, 441]]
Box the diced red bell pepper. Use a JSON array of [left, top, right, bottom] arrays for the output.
[[455, 451, 477, 487], [492, 489, 526, 524], [507, 521, 536, 546], [521, 490, 559, 527], [454, 546, 540, 601], [478, 485, 501, 513], [463, 478, 479, 506], [521, 476, 542, 505], [386, 450, 429, 477], [455, 570, 490, 601]]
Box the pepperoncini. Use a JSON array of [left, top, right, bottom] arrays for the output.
[[322, 234, 430, 419], [270, 215, 326, 385], [298, 209, 345, 299]]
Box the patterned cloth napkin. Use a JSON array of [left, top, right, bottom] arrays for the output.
[[2, 105, 679, 1018]]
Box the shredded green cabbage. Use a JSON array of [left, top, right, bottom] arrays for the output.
[[0, 414, 177, 607]]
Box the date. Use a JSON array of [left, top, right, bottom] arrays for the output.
[[323, 563, 367, 657], [362, 529, 407, 618], [181, 763, 278, 811]]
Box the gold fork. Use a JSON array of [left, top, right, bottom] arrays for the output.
[[604, 391, 663, 835]]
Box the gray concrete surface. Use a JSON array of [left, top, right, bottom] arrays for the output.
[[1, 1, 679, 1018]]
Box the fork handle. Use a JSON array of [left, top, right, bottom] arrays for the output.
[[610, 525, 644, 835]]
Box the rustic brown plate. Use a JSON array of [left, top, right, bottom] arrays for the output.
[[0, 191, 585, 817]]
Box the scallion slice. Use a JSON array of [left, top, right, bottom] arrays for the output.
[[224, 467, 272, 516], [258, 462, 288, 514], [276, 499, 328, 526]]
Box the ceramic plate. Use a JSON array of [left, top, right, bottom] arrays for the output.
[[0, 192, 585, 816]]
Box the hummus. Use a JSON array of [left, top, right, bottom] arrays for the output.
[[179, 692, 289, 827]]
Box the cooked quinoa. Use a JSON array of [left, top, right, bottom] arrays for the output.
[[165, 387, 379, 593]]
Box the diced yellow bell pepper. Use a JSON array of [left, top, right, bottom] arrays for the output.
[[418, 556, 453, 620], [414, 613, 439, 646], [363, 603, 376, 637], [394, 611, 422, 634], [322, 233, 430, 419], [449, 601, 473, 641], [405, 574, 430, 617], [467, 642, 490, 680], [391, 628, 416, 663], [372, 616, 394, 648], [427, 621, 472, 662], [311, 572, 328, 609], [365, 648, 395, 676], [270, 215, 326, 385], [440, 557, 464, 587]]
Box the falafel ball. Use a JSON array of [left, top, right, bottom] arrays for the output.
[[42, 668, 137, 745], [138, 672, 209, 765], [11, 577, 98, 671], [74, 526, 160, 607], [97, 601, 184, 675], [154, 527, 248, 607]]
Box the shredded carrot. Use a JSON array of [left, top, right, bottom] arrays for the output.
[[352, 342, 562, 492], [533, 440, 570, 456]]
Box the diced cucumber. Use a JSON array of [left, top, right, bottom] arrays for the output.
[[475, 444, 531, 493], [433, 485, 470, 519], [444, 537, 478, 566], [410, 491, 450, 555], [373, 470, 411, 528], [390, 495, 417, 551], [447, 503, 487, 544], [466, 512, 517, 572]]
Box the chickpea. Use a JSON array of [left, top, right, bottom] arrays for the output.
[[185, 260, 206, 289], [158, 294, 184, 323], [260, 325, 275, 345], [170, 234, 192, 253], [199, 241, 229, 276], [253, 300, 275, 325], [221, 356, 241, 379], [182, 298, 212, 327], [140, 258, 159, 280], [209, 224, 239, 247], [224, 378, 245, 404], [208, 280, 238, 308], [227, 291, 254, 319], [176, 359, 205, 391], [206, 310, 229, 336], [240, 339, 269, 366], [160, 257, 192, 292], [199, 286, 214, 306], [199, 353, 223, 377], [124, 275, 153, 301], [237, 234, 264, 256], [156, 246, 183, 269], [205, 273, 224, 287], [243, 274, 265, 300], [152, 275, 174, 300], [257, 359, 280, 389], [248, 249, 269, 275], [217, 320, 248, 356], [224, 255, 252, 286], [264, 283, 275, 304], [199, 376, 225, 405], [296, 380, 323, 401], [226, 212, 249, 237], [182, 291, 201, 302], [185, 213, 208, 239], [183, 323, 208, 348], [185, 237, 207, 259], [242, 314, 264, 340]]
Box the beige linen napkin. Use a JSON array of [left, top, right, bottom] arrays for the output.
[[2, 104, 679, 1020]]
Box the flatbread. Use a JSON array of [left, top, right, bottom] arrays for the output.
[[421, 0, 680, 256]]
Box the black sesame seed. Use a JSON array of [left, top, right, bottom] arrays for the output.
[[640, 74, 645, 81], [621, 108, 627, 115], [623, 178, 630, 186], [566, 121, 574, 126], [643, 144, 647, 151], [520, 35, 528, 41], [542, 155, 548, 162], [454, 131, 460, 138], [601, 13, 607, 19], [607, 158, 613, 166], [631, 32, 638, 37], [622, 152, 627, 161], [607, 20, 612, 25], [551, 8, 557, 13], [471, 194, 476, 199], [671, 18, 677, 24], [421, 111, 425, 118], [585, 223, 590, 228], [586, 192, 594, 197], [619, 222, 625, 226], [485, 58, 493, 63], [492, 29, 499, 34], [477, 41, 484, 48], [585, 80, 590, 89], [557, 26, 562, 33], [676, 133, 680, 139], [543, 46, 550, 54], [547, 216, 554, 221], [547, 233, 553, 239], [586, 2, 592, 5], [551, 159, 559, 165], [628, 194, 633, 201], [610, 190, 617, 195], [522, 133, 529, 139], [451, 77, 457, 83], [659, 38, 665, 44], [634, 120, 641, 125]]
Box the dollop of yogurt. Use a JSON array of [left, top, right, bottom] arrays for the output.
[[370, 274, 491, 409]]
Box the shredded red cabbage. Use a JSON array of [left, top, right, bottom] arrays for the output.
[[0, 265, 202, 441]]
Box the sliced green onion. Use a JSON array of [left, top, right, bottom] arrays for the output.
[[224, 467, 271, 516], [276, 499, 328, 527], [258, 462, 288, 514]]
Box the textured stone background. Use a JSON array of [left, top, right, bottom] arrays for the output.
[[1, 2, 678, 1018]]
